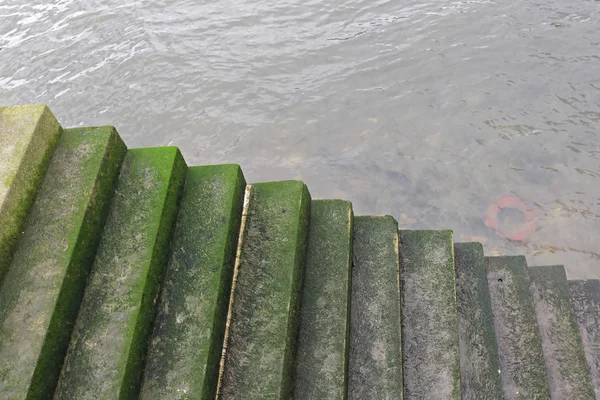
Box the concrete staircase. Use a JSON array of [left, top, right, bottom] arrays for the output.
[[0, 104, 597, 399]]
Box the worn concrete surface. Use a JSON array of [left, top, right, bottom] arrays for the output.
[[295, 200, 353, 400]]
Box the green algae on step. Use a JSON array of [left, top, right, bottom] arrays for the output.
[[139, 165, 246, 400], [0, 127, 126, 399], [0, 105, 62, 285], [529, 266, 595, 399], [219, 181, 310, 399], [348, 216, 402, 399], [568, 279, 600, 398], [295, 200, 353, 400], [54, 147, 186, 400], [454, 243, 503, 400], [485, 256, 550, 400], [399, 230, 460, 400]]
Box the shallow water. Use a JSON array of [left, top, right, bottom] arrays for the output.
[[1, 0, 599, 278]]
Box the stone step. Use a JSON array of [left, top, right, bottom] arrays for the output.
[[568, 279, 600, 398], [0, 105, 62, 285], [55, 147, 187, 399], [295, 200, 353, 400], [348, 216, 403, 399], [140, 164, 246, 400], [529, 266, 595, 399], [400, 230, 460, 400], [485, 256, 551, 399], [0, 126, 126, 399], [454, 242, 503, 400], [218, 181, 311, 399]]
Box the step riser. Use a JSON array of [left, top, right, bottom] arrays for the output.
[[0, 127, 126, 399], [454, 243, 503, 399], [529, 266, 595, 399], [0, 105, 62, 285], [219, 181, 311, 399], [485, 256, 551, 399], [400, 230, 460, 400], [140, 165, 246, 399], [348, 216, 403, 399], [55, 147, 187, 399], [295, 200, 353, 400]]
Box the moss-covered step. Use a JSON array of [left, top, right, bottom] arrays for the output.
[[0, 104, 62, 285], [454, 242, 503, 400], [485, 256, 550, 400], [529, 266, 595, 399], [139, 165, 246, 400], [568, 279, 600, 398], [348, 216, 403, 399], [295, 200, 353, 400], [399, 230, 460, 400], [0, 127, 126, 399], [54, 147, 186, 399], [218, 181, 310, 399]]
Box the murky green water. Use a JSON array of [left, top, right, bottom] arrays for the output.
[[1, 0, 598, 278]]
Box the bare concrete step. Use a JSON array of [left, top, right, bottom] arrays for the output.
[[454, 242, 503, 400], [568, 279, 600, 398], [295, 200, 353, 400], [485, 256, 551, 400], [219, 181, 311, 400], [55, 147, 187, 399], [140, 165, 246, 400], [400, 230, 460, 400], [0, 127, 126, 399], [0, 104, 62, 285], [529, 266, 595, 399], [348, 216, 402, 399]]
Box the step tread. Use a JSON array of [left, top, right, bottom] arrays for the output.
[[55, 147, 186, 399], [0, 104, 62, 284], [219, 181, 311, 399], [400, 229, 460, 400], [568, 279, 600, 398], [529, 266, 595, 399], [485, 256, 550, 400], [140, 164, 246, 400], [348, 216, 403, 399], [0, 126, 126, 399], [454, 242, 503, 400], [295, 200, 353, 400]]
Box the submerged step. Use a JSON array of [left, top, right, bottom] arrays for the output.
[[0, 104, 62, 285], [55, 147, 186, 399], [529, 266, 595, 399], [400, 230, 460, 400], [0, 127, 126, 399], [140, 165, 246, 400], [454, 242, 503, 400], [485, 256, 550, 400], [568, 279, 600, 398], [295, 200, 353, 400], [219, 181, 311, 399], [348, 216, 403, 399]]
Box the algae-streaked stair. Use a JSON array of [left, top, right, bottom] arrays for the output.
[[0, 105, 61, 284], [485, 256, 551, 399], [568, 279, 600, 398], [454, 242, 503, 400], [399, 230, 460, 400], [295, 200, 353, 400], [219, 181, 310, 399], [529, 266, 595, 399], [0, 127, 126, 399], [55, 147, 186, 399], [348, 216, 403, 399], [140, 165, 246, 400]]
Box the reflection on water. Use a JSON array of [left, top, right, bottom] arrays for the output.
[[1, 0, 598, 278]]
